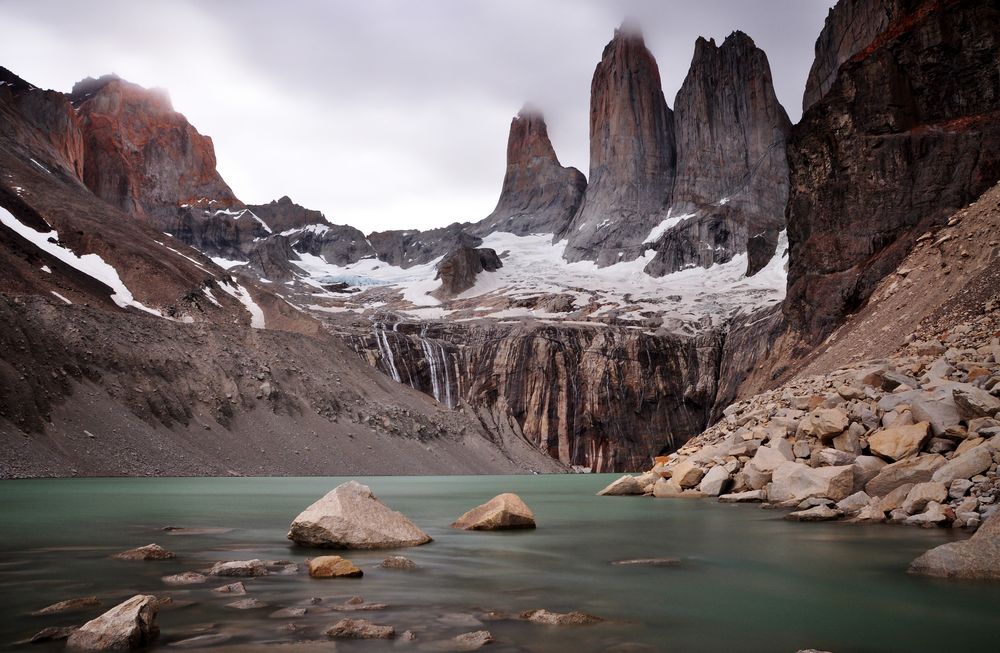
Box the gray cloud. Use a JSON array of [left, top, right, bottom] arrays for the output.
[[0, 0, 834, 231]]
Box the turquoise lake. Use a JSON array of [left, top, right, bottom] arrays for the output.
[[1, 475, 998, 652]]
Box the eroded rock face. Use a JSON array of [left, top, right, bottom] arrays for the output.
[[451, 493, 536, 530], [646, 32, 791, 278], [802, 0, 901, 111], [65, 594, 159, 651], [433, 246, 503, 298], [476, 107, 586, 236], [559, 23, 675, 266], [785, 0, 1000, 342], [287, 480, 432, 549], [70, 75, 240, 221]]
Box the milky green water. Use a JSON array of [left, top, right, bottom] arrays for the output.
[[1, 475, 998, 652]]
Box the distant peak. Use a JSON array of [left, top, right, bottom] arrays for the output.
[[616, 17, 643, 40], [723, 30, 756, 49], [69, 74, 172, 109], [516, 102, 544, 122]]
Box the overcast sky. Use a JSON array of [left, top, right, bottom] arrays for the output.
[[1, 0, 834, 232]]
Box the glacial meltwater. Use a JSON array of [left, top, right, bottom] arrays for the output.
[[2, 475, 998, 652]]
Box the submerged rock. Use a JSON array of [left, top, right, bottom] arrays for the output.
[[208, 559, 268, 577], [211, 582, 247, 594], [443, 630, 495, 651], [381, 555, 417, 570], [451, 493, 536, 530], [31, 596, 100, 616], [784, 505, 843, 522], [65, 594, 159, 651], [224, 598, 269, 610], [519, 609, 605, 625], [610, 558, 680, 567], [325, 618, 395, 639], [308, 555, 363, 578], [29, 626, 78, 643], [161, 572, 207, 586], [288, 481, 431, 549], [111, 544, 175, 561]]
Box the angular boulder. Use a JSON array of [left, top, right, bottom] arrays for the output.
[[596, 474, 644, 496], [784, 505, 843, 522], [910, 390, 962, 437], [452, 493, 536, 530], [308, 555, 363, 578], [901, 482, 948, 515], [931, 445, 994, 484], [953, 385, 1000, 420], [208, 559, 267, 577], [768, 462, 854, 503], [867, 422, 930, 461], [670, 460, 705, 488], [799, 407, 849, 440], [287, 481, 431, 549], [65, 595, 159, 651], [864, 455, 946, 497], [718, 490, 766, 503], [698, 465, 731, 496], [910, 508, 1000, 579]]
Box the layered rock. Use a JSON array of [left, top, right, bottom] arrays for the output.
[[645, 32, 791, 277], [785, 0, 1000, 343], [70, 75, 240, 221], [559, 23, 675, 265], [474, 107, 586, 236]]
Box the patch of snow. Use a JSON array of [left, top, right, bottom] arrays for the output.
[[210, 256, 247, 270], [50, 291, 72, 304], [28, 158, 50, 174], [643, 210, 697, 244], [219, 279, 266, 328], [292, 251, 445, 307], [306, 303, 360, 314], [202, 287, 221, 307], [40, 265, 51, 273], [0, 206, 162, 316]]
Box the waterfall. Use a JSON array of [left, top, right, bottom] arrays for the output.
[[374, 322, 402, 383], [419, 325, 453, 409]]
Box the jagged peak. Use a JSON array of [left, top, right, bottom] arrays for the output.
[[616, 17, 643, 40], [722, 30, 756, 49]]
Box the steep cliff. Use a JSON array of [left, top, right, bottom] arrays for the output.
[[785, 0, 1000, 343], [474, 107, 586, 236], [348, 319, 725, 471], [802, 0, 901, 111], [646, 32, 791, 277], [559, 23, 676, 266], [70, 75, 241, 221]]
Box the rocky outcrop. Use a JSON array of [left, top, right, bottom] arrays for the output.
[[785, 0, 1000, 343], [287, 481, 432, 548], [433, 246, 502, 298], [368, 223, 480, 268], [286, 222, 375, 266], [802, 0, 900, 111], [475, 107, 586, 236], [65, 594, 159, 651], [645, 32, 791, 278], [451, 492, 537, 530], [70, 75, 240, 221], [559, 23, 675, 266], [248, 195, 326, 233]]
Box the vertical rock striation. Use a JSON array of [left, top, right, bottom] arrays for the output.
[[474, 107, 586, 236], [645, 32, 791, 277], [559, 23, 676, 266], [785, 0, 1000, 343]]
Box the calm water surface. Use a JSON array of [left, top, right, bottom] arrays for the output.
[[1, 475, 998, 652]]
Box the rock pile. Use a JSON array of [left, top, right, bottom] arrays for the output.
[[603, 317, 1000, 533]]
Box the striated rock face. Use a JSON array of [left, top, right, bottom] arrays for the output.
[[646, 32, 791, 277], [802, 0, 900, 111], [433, 246, 502, 298], [559, 23, 675, 266], [70, 75, 240, 221], [785, 0, 1000, 343], [475, 107, 586, 236], [350, 320, 725, 471], [0, 67, 85, 181]]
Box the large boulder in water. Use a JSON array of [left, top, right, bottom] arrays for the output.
[[909, 509, 1000, 580], [451, 493, 536, 530], [287, 481, 431, 549], [65, 594, 159, 651]]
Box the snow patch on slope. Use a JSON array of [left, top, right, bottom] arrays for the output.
[[0, 206, 162, 316], [219, 278, 266, 328]]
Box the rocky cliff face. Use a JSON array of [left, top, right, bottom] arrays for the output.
[[785, 0, 1000, 343], [248, 195, 326, 233], [474, 107, 586, 237], [70, 75, 241, 221], [646, 32, 791, 278], [433, 246, 503, 298], [348, 319, 726, 471], [559, 24, 676, 266], [802, 0, 901, 111], [368, 223, 481, 268]]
